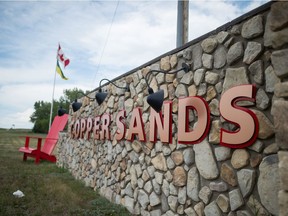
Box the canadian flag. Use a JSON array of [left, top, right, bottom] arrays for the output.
[[57, 44, 70, 68]]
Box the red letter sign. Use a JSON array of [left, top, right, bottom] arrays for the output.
[[74, 119, 81, 139], [93, 116, 101, 140], [127, 108, 146, 142], [86, 117, 93, 139], [219, 84, 259, 148], [100, 114, 111, 140], [80, 119, 86, 139], [149, 101, 172, 143], [178, 97, 210, 144], [115, 110, 126, 141]]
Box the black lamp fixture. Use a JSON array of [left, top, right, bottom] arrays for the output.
[[72, 99, 83, 112], [57, 106, 67, 116], [95, 78, 129, 105], [71, 91, 96, 112], [71, 79, 129, 112], [145, 62, 190, 113]]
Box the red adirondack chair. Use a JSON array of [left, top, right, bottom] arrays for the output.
[[19, 114, 69, 164]]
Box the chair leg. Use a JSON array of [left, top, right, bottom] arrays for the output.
[[35, 154, 40, 164], [23, 153, 27, 161]]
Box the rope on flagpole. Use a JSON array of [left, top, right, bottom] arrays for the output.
[[49, 61, 57, 131]]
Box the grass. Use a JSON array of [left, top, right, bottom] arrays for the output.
[[0, 128, 130, 216]]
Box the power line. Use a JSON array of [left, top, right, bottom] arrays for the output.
[[91, 0, 120, 89]]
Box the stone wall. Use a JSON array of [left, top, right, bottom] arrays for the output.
[[268, 2, 288, 216], [57, 1, 288, 215]]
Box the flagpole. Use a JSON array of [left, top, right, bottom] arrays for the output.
[[49, 64, 57, 131], [49, 44, 69, 131]]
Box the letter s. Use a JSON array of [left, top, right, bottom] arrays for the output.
[[115, 110, 126, 141], [219, 84, 259, 148]]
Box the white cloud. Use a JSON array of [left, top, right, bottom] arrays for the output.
[[0, 108, 35, 129], [243, 0, 270, 12]]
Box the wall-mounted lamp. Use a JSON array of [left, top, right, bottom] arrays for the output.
[[71, 79, 129, 112], [144, 62, 190, 112], [71, 92, 95, 112], [72, 99, 83, 112], [95, 78, 129, 105], [58, 106, 67, 116]]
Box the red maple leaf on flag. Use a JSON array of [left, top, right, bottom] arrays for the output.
[[57, 44, 70, 68]]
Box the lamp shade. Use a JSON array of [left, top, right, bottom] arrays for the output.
[[182, 62, 190, 73], [147, 89, 164, 113], [96, 92, 108, 105], [58, 107, 67, 116], [72, 101, 82, 112]]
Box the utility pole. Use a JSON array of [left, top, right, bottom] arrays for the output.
[[176, 0, 189, 48]]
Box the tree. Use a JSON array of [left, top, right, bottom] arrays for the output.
[[30, 88, 84, 133], [30, 101, 53, 133], [62, 88, 85, 102]]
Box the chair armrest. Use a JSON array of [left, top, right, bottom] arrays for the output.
[[19, 136, 46, 139]]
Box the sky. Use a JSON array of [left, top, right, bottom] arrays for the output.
[[0, 0, 269, 129]]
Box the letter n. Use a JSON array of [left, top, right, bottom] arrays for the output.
[[149, 101, 172, 143]]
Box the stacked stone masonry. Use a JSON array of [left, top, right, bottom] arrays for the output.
[[57, 2, 288, 215]]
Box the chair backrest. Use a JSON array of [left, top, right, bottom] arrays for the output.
[[42, 114, 69, 155]]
